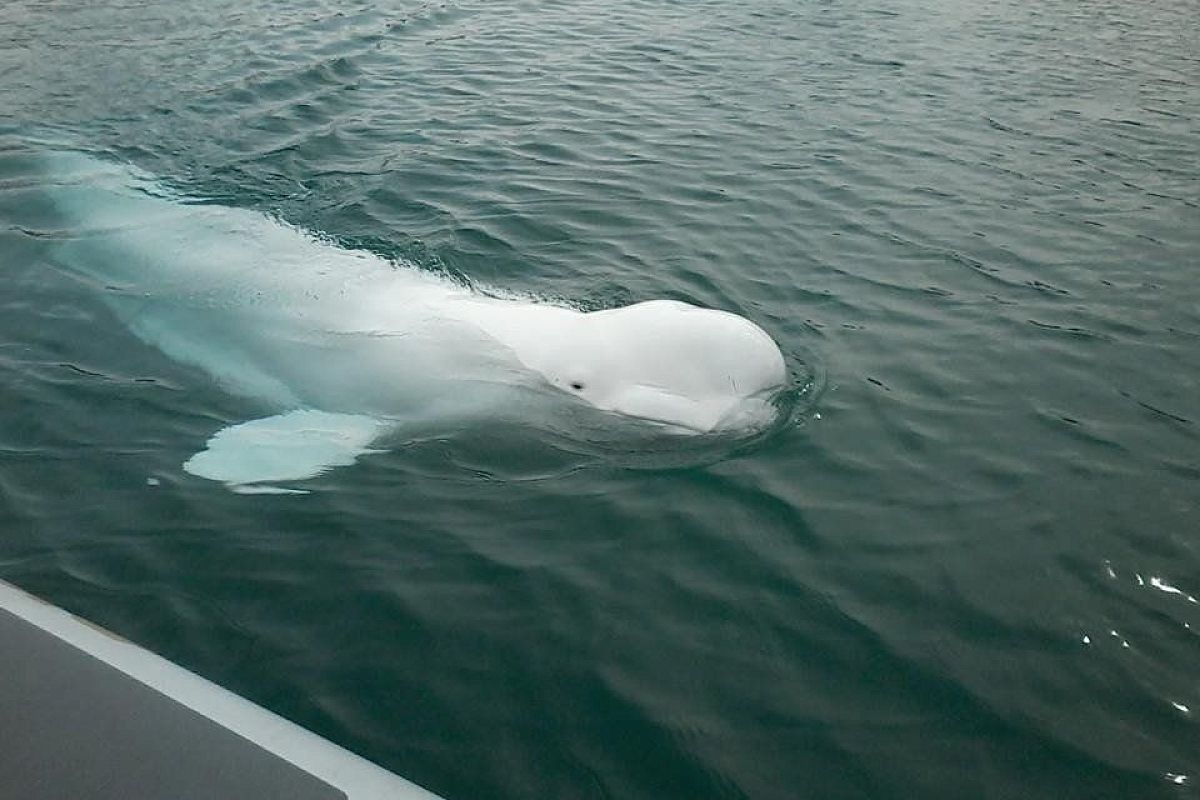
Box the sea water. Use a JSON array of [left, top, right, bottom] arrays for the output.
[[1, 0, 1198, 797]]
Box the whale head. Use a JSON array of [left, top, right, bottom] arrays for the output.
[[517, 300, 788, 433]]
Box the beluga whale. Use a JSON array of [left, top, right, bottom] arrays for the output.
[[36, 150, 788, 491]]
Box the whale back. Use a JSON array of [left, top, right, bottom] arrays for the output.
[[38, 151, 532, 416]]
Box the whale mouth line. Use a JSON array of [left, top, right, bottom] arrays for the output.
[[613, 409, 707, 435], [600, 386, 784, 436]]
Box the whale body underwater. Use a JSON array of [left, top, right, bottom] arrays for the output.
[[38, 152, 788, 490]]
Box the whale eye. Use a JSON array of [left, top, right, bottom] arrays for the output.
[[570, 381, 585, 391]]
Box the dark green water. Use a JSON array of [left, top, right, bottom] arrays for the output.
[[2, 0, 1199, 797]]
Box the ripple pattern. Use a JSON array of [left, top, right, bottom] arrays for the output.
[[2, 0, 1200, 798]]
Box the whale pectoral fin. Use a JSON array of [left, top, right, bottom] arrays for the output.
[[182, 410, 393, 491]]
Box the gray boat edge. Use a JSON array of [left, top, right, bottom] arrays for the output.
[[0, 578, 446, 800]]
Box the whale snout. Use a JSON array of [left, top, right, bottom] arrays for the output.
[[466, 294, 787, 434], [582, 300, 788, 433]]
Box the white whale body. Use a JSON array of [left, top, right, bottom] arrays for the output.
[[40, 152, 787, 489]]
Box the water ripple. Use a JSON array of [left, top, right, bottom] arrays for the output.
[[3, 0, 1200, 797]]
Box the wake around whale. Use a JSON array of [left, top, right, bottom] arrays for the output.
[[38, 151, 788, 491]]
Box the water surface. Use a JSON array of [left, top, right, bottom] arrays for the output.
[[2, 0, 1199, 797]]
